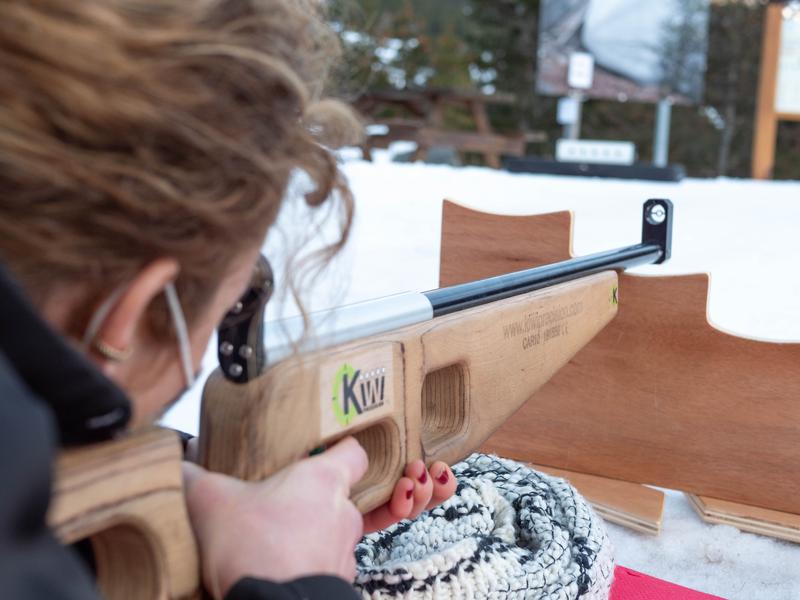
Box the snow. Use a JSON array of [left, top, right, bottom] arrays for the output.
[[162, 156, 800, 599], [608, 489, 800, 599]]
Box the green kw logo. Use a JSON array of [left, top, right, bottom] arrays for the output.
[[331, 363, 387, 427]]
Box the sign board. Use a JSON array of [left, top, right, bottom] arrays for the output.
[[556, 139, 636, 165], [536, 0, 711, 105], [567, 52, 595, 90], [556, 96, 581, 125], [775, 16, 800, 114]]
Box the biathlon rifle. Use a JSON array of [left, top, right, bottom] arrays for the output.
[[49, 199, 672, 599]]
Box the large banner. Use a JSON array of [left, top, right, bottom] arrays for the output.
[[536, 0, 711, 105]]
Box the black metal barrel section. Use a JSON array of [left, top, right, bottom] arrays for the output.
[[425, 198, 673, 317], [424, 243, 662, 317]]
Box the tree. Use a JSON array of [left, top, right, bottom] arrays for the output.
[[658, 0, 712, 101], [705, 0, 763, 176], [330, 0, 473, 94], [331, 0, 799, 178], [463, 0, 542, 133]]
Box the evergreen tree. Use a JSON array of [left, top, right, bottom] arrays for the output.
[[464, 0, 542, 133], [330, 0, 799, 178]]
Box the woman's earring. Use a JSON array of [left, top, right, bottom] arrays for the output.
[[93, 339, 133, 362]]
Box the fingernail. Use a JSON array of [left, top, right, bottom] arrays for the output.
[[437, 469, 449, 485], [418, 469, 428, 484], [405, 486, 414, 500]]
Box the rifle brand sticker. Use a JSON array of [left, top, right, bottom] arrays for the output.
[[319, 345, 395, 437], [501, 301, 584, 351]]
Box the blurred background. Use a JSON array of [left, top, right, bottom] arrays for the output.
[[327, 0, 800, 179]]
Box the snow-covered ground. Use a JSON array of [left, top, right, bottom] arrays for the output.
[[163, 155, 800, 599]]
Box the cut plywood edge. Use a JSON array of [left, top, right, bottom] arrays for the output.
[[687, 494, 800, 544], [445, 202, 800, 515], [534, 464, 664, 536]]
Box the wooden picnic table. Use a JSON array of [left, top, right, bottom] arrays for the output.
[[355, 89, 545, 169]]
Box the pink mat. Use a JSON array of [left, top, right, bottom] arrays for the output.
[[610, 567, 726, 600]]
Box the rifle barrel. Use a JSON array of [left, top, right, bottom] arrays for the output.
[[424, 243, 662, 317], [260, 243, 661, 366], [222, 200, 672, 378]]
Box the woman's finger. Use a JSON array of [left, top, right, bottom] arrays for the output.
[[310, 436, 369, 491], [362, 476, 415, 534], [185, 437, 200, 463], [406, 460, 433, 519], [426, 462, 457, 511], [182, 460, 205, 489]]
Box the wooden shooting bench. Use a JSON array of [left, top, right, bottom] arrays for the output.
[[354, 88, 546, 168], [440, 201, 800, 542]]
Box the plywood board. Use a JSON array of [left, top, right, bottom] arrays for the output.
[[440, 200, 800, 515], [688, 494, 800, 544], [535, 464, 664, 535]]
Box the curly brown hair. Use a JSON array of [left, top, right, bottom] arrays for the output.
[[0, 0, 359, 336]]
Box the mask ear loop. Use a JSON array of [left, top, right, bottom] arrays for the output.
[[82, 285, 129, 351], [164, 282, 196, 388]]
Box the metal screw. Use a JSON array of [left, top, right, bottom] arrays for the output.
[[646, 203, 667, 226], [227, 363, 243, 378], [238, 345, 253, 359], [230, 301, 244, 315], [219, 341, 234, 356]]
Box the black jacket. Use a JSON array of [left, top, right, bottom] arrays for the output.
[[0, 264, 358, 600]]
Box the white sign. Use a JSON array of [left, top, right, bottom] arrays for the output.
[[556, 139, 637, 165], [567, 52, 595, 90], [776, 16, 800, 114], [557, 96, 580, 125]]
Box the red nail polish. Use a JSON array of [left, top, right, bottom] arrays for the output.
[[405, 487, 414, 500], [418, 469, 428, 484], [437, 470, 449, 485]]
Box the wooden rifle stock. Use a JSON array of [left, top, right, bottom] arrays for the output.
[[48, 271, 619, 598], [49, 428, 200, 599], [199, 271, 619, 512], [46, 199, 671, 598]]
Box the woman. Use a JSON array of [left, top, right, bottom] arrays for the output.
[[0, 1, 456, 598]]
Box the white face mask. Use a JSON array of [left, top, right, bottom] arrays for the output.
[[163, 282, 196, 389], [82, 282, 196, 389]]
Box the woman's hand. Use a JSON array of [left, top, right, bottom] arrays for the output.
[[183, 437, 367, 600], [362, 460, 457, 534]]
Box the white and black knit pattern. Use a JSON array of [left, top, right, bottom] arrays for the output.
[[355, 454, 614, 600]]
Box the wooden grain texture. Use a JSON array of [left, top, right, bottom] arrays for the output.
[[201, 271, 618, 513], [439, 203, 573, 288], [534, 465, 664, 535], [440, 200, 800, 515], [688, 494, 800, 544], [752, 3, 784, 180], [49, 428, 200, 600]]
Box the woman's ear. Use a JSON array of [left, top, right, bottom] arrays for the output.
[[88, 258, 179, 374]]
